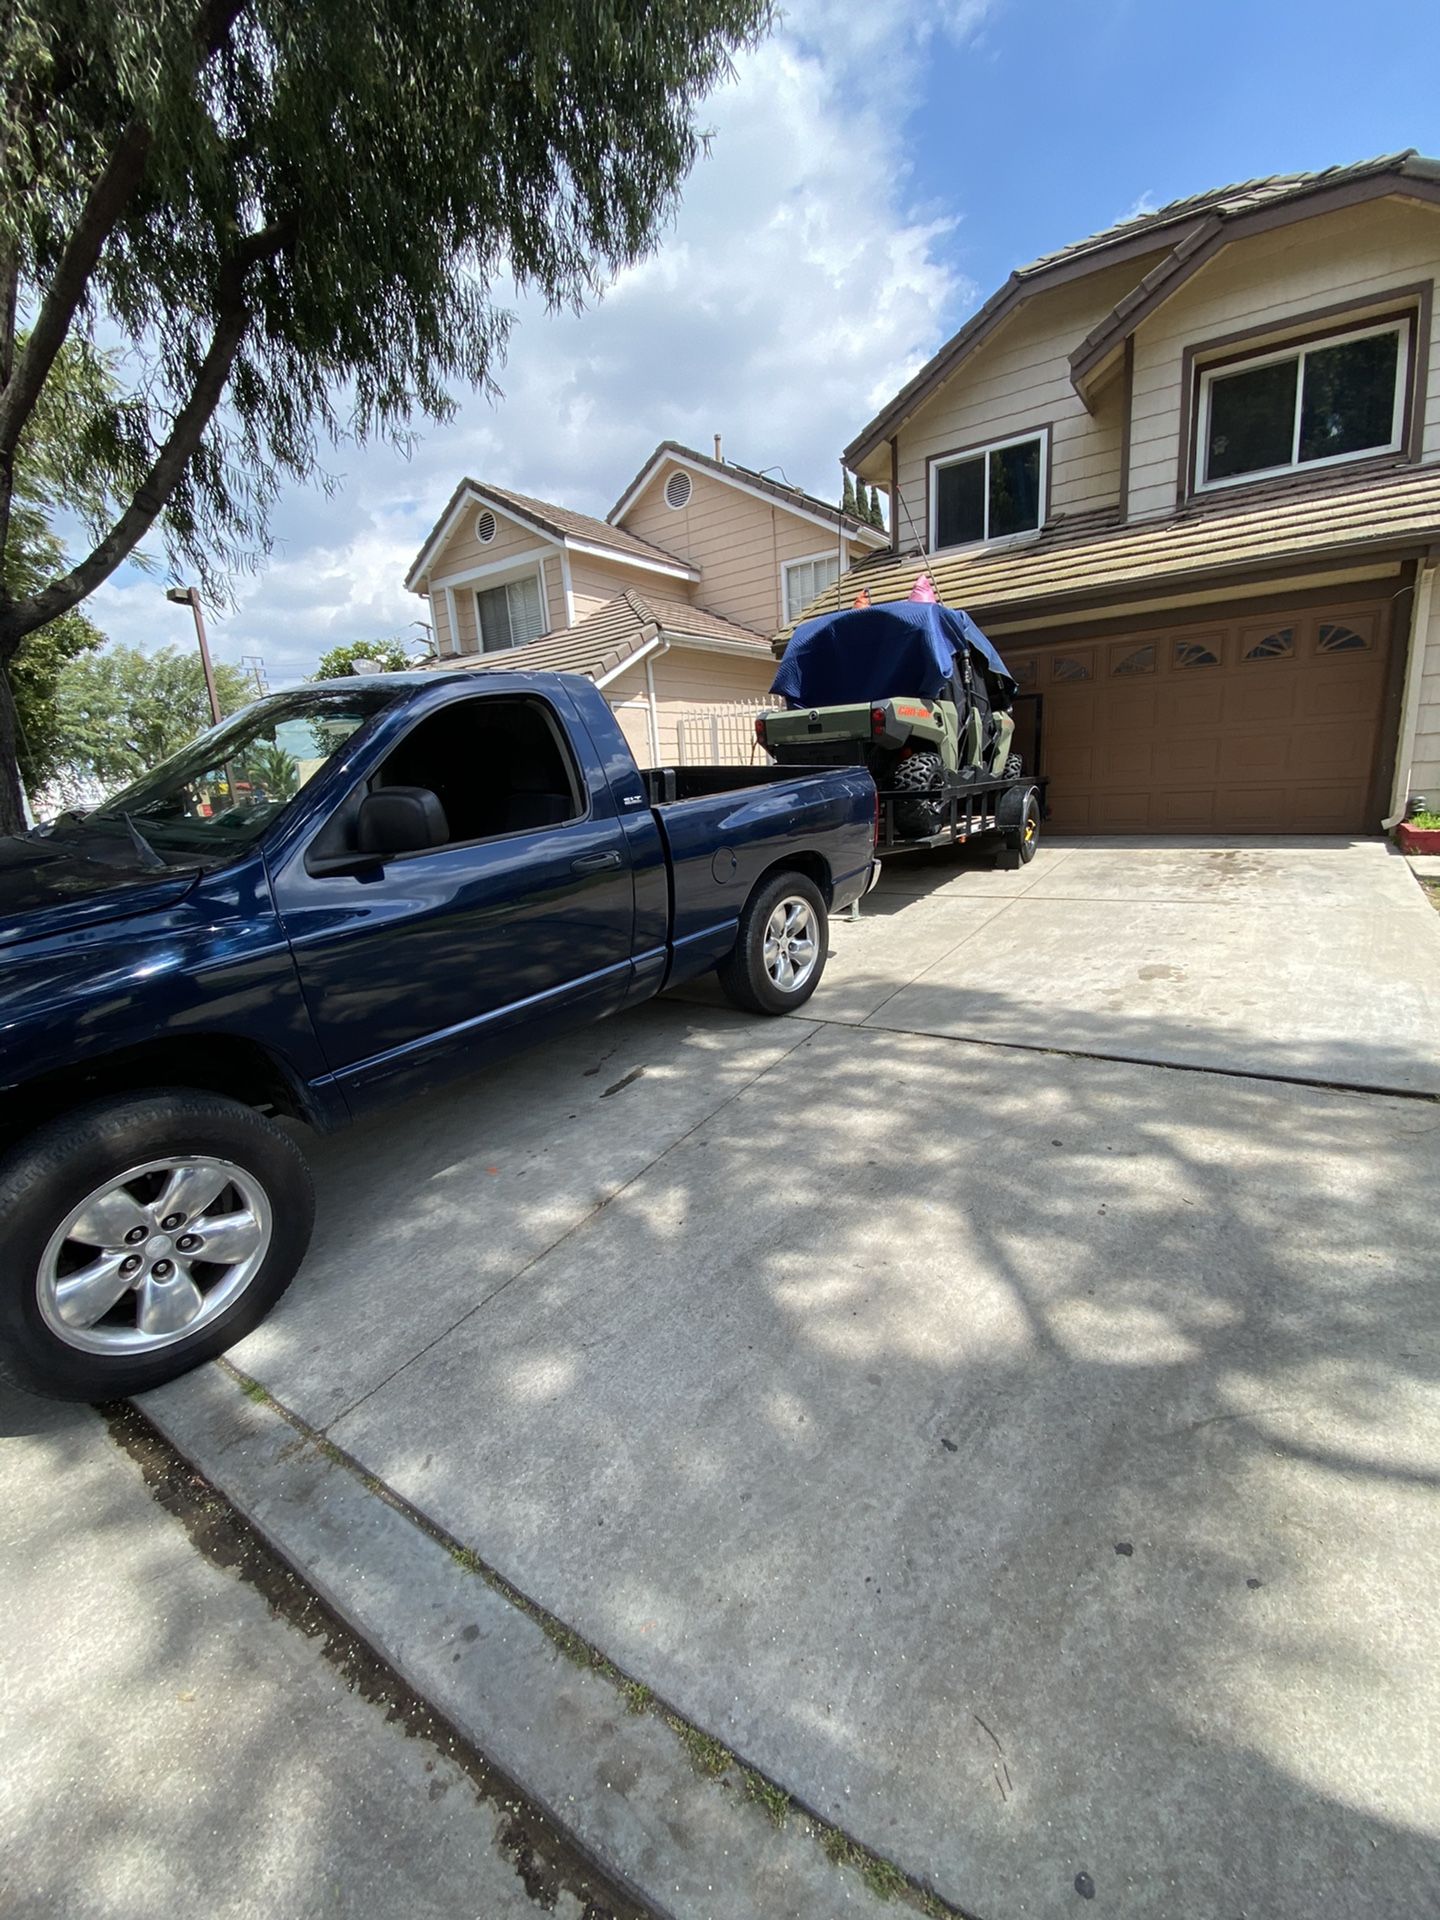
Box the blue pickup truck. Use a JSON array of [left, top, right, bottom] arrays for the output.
[[0, 670, 877, 1399]]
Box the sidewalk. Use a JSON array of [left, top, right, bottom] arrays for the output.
[[0, 1390, 639, 1920]]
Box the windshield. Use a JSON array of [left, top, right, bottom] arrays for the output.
[[68, 687, 396, 860]]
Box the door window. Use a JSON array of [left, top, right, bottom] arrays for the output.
[[369, 697, 583, 847]]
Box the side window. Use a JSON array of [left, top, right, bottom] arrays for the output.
[[371, 697, 584, 847]]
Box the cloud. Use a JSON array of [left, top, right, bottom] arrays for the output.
[[94, 0, 989, 686], [1118, 189, 1159, 223]]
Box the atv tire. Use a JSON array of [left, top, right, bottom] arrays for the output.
[[1003, 752, 1024, 778], [892, 752, 946, 838]]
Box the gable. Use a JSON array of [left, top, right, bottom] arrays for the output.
[[425, 495, 559, 584]]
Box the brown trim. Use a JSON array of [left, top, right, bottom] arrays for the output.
[[923, 423, 1054, 554], [1118, 335, 1135, 524], [986, 571, 1404, 647], [851, 162, 1440, 465], [1175, 283, 1433, 504], [964, 537, 1427, 629], [842, 222, 1206, 464], [1369, 562, 1417, 823], [1070, 176, 1440, 395], [889, 435, 900, 553]]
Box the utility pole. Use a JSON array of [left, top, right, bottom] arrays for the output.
[[165, 585, 222, 727]]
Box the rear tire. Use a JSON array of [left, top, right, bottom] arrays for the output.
[[1003, 752, 1024, 778], [717, 872, 829, 1015], [891, 751, 946, 838], [996, 784, 1040, 864], [0, 1090, 314, 1401]]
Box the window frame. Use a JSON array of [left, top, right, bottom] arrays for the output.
[[473, 564, 548, 654], [1193, 315, 1412, 495], [926, 428, 1049, 553], [781, 548, 844, 625]]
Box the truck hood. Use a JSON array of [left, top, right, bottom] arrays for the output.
[[0, 835, 200, 949]]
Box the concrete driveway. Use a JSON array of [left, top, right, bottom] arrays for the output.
[[149, 837, 1440, 1919]]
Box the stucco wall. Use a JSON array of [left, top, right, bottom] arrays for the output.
[[1128, 199, 1440, 518]]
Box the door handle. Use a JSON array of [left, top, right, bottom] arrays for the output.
[[571, 849, 623, 874]]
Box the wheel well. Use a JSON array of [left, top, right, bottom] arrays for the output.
[[752, 851, 833, 905], [0, 1036, 310, 1156]]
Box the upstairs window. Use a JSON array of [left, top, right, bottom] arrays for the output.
[[784, 552, 841, 623], [474, 571, 546, 652], [1196, 319, 1409, 491], [929, 432, 1045, 550]]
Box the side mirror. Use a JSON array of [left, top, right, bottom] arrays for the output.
[[356, 786, 449, 857]]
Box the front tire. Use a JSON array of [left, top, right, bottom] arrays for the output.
[[717, 872, 829, 1015], [0, 1090, 314, 1401]]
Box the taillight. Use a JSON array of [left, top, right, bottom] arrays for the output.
[[870, 706, 885, 738]]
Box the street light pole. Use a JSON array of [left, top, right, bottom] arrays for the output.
[[165, 585, 222, 727]]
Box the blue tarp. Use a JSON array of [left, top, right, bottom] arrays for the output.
[[770, 601, 1019, 709]]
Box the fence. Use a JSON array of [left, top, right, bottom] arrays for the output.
[[673, 701, 772, 767]]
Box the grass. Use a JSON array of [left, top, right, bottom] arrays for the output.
[[741, 1769, 791, 1828], [665, 1715, 733, 1778]]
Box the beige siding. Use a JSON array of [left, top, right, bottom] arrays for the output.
[[427, 500, 550, 582], [601, 646, 774, 765], [567, 551, 681, 622], [619, 463, 861, 633], [1128, 200, 1440, 518], [1409, 576, 1440, 800], [893, 254, 1167, 548]]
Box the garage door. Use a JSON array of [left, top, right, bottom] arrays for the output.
[[1005, 598, 1394, 833]]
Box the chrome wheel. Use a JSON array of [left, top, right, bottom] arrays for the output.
[[762, 896, 819, 993], [36, 1156, 273, 1356]]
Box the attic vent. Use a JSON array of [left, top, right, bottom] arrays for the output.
[[664, 470, 692, 510], [475, 509, 497, 544]]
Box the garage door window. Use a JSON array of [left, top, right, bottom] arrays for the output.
[[1318, 622, 1370, 653], [1243, 626, 1294, 661], [1197, 319, 1409, 491], [1110, 642, 1155, 676], [1175, 639, 1220, 669]]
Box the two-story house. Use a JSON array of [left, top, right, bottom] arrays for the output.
[[796, 151, 1440, 835], [405, 440, 885, 762]]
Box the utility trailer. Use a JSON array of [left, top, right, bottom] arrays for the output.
[[874, 768, 1047, 866], [760, 589, 1047, 868]]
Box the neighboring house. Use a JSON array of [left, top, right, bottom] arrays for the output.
[[794, 150, 1440, 835], [404, 441, 885, 762]]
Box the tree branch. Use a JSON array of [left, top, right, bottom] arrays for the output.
[[0, 0, 250, 570], [1, 254, 258, 649]]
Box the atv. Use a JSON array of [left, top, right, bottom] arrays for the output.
[[757, 590, 1042, 852]]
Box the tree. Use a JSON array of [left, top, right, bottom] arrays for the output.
[[0, 0, 773, 829], [868, 485, 886, 531], [314, 637, 412, 680], [50, 643, 252, 791], [842, 474, 858, 518]]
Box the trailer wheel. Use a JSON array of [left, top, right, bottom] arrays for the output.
[[891, 751, 946, 837], [996, 783, 1041, 863], [0, 1090, 313, 1401], [717, 871, 829, 1015]]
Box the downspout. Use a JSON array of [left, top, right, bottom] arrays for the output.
[[1383, 560, 1436, 829], [644, 634, 670, 765]]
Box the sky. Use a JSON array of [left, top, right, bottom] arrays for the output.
[[88, 0, 1440, 686]]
